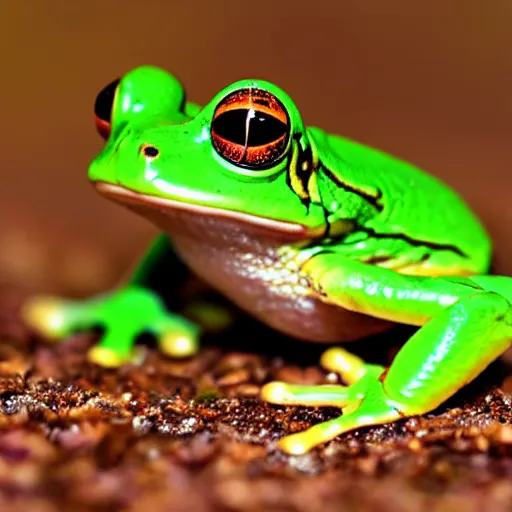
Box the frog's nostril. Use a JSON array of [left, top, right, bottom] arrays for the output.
[[140, 144, 160, 159]]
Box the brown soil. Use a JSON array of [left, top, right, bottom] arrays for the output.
[[0, 287, 511, 511]]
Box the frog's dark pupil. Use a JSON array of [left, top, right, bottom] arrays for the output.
[[143, 146, 159, 158], [94, 78, 120, 121], [212, 109, 287, 146]]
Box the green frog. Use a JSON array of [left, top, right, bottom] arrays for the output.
[[23, 65, 512, 455]]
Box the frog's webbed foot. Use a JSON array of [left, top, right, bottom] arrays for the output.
[[261, 348, 401, 455], [22, 286, 200, 367]]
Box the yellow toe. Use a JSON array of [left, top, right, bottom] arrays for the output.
[[277, 434, 310, 456], [260, 382, 290, 403], [320, 348, 366, 384], [159, 332, 198, 358], [21, 296, 68, 340], [87, 346, 133, 368]]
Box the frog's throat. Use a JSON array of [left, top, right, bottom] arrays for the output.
[[94, 181, 321, 240]]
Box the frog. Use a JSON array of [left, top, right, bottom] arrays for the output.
[[22, 65, 512, 456]]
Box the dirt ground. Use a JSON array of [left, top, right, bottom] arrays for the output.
[[0, 287, 510, 511]]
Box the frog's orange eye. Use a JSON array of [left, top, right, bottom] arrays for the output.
[[211, 88, 290, 169], [94, 78, 120, 140]]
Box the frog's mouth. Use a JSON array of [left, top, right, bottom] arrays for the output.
[[94, 182, 320, 241]]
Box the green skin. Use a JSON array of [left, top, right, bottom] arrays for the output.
[[24, 66, 512, 455]]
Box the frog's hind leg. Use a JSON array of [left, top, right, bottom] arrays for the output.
[[262, 349, 402, 455], [383, 278, 512, 415], [262, 255, 512, 454]]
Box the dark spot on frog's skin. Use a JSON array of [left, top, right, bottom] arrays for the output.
[[378, 368, 389, 383], [321, 167, 384, 212], [141, 145, 160, 158]]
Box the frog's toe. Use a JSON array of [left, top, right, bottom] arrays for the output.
[[261, 349, 385, 413], [22, 295, 76, 340], [320, 347, 384, 385], [87, 345, 138, 368], [261, 382, 353, 407], [154, 315, 200, 358], [159, 330, 198, 358], [276, 416, 355, 455], [263, 348, 402, 454], [276, 400, 401, 455]]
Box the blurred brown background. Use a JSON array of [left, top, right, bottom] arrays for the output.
[[1, 0, 511, 296]]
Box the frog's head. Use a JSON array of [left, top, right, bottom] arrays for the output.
[[89, 66, 328, 243]]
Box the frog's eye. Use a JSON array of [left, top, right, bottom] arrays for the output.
[[211, 88, 290, 169], [94, 78, 120, 139]]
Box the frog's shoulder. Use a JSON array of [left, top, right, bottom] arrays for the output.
[[307, 126, 451, 197], [307, 126, 492, 273]]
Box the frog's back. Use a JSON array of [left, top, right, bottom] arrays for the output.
[[308, 127, 492, 274]]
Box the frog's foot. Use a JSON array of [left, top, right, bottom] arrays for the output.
[[261, 348, 401, 455], [22, 286, 200, 368]]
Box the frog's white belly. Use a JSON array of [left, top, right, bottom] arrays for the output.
[[133, 205, 391, 342]]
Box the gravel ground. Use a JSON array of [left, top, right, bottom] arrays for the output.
[[0, 287, 511, 511]]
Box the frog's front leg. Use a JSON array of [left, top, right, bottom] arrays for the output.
[[262, 255, 512, 454], [22, 235, 203, 367]]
